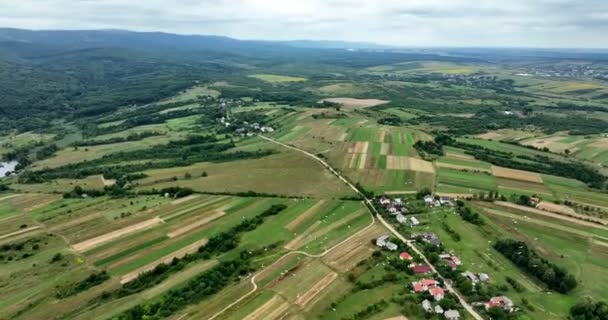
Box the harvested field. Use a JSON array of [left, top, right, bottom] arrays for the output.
[[0, 226, 41, 241], [496, 178, 552, 195], [384, 316, 409, 320], [286, 200, 326, 231], [590, 138, 608, 148], [294, 271, 338, 306], [492, 166, 543, 183], [408, 157, 435, 174], [167, 210, 225, 238], [348, 153, 358, 169], [380, 143, 390, 155], [338, 133, 348, 141], [321, 98, 389, 108], [72, 216, 164, 252], [171, 194, 201, 205], [100, 175, 116, 187], [358, 153, 367, 169], [445, 152, 475, 161], [379, 129, 387, 142], [537, 201, 577, 215], [322, 223, 385, 272], [0, 194, 21, 202], [352, 142, 369, 154], [494, 201, 608, 229], [385, 156, 434, 173], [243, 295, 290, 320], [120, 238, 208, 284], [386, 156, 409, 170]]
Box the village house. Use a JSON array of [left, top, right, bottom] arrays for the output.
[[444, 309, 461, 320], [379, 197, 391, 206], [388, 206, 398, 215], [486, 296, 514, 312], [462, 271, 479, 285], [396, 213, 408, 224], [429, 287, 445, 301], [412, 278, 438, 292], [392, 198, 403, 206], [375, 235, 398, 251], [422, 299, 433, 313], [423, 195, 435, 206], [412, 264, 432, 275], [412, 232, 441, 247], [409, 216, 420, 226], [260, 126, 274, 133], [439, 196, 454, 207], [399, 252, 413, 261], [478, 273, 489, 282], [440, 253, 462, 270], [435, 305, 444, 314]]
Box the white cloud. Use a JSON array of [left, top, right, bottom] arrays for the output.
[[0, 0, 607, 47]]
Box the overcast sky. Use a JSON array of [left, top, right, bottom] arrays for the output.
[[1, 0, 607, 48]]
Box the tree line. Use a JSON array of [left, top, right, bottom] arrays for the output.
[[493, 239, 577, 294]]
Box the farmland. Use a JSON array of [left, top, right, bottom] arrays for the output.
[[1, 37, 608, 320]]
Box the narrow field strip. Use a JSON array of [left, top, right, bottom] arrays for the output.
[[286, 209, 366, 250], [167, 210, 225, 238], [243, 295, 290, 320], [436, 162, 492, 173], [0, 226, 41, 241], [493, 201, 608, 229], [171, 194, 201, 205], [492, 165, 543, 183], [72, 217, 164, 252], [294, 271, 338, 306], [119, 238, 208, 284], [286, 200, 326, 231], [162, 196, 229, 221], [482, 207, 608, 241]]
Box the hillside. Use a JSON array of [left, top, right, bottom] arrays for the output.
[[0, 29, 607, 320]]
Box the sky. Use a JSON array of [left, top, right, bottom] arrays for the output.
[[1, 0, 607, 48]]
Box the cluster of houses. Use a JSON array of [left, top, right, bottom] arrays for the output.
[[423, 194, 454, 208], [414, 279, 461, 319], [219, 116, 275, 137], [374, 194, 514, 318], [378, 196, 419, 226]]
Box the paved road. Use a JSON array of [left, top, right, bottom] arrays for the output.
[[259, 135, 484, 320]]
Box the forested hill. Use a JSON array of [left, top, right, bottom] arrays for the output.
[[0, 28, 481, 133]]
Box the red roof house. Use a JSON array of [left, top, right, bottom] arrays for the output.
[[400, 252, 413, 261], [412, 278, 438, 292], [429, 287, 445, 301], [413, 264, 432, 274]]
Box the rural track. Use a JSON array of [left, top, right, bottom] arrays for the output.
[[256, 135, 485, 320]]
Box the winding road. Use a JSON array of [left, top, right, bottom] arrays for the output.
[[257, 135, 484, 320], [204, 135, 484, 320]]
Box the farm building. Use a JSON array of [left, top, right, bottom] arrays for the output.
[[412, 278, 438, 292], [422, 299, 433, 313], [486, 296, 514, 312], [396, 213, 407, 224], [409, 216, 420, 226], [444, 310, 461, 320], [430, 287, 445, 301], [479, 273, 489, 282], [435, 305, 444, 314], [376, 235, 398, 251], [462, 271, 479, 285], [413, 232, 441, 247], [423, 195, 435, 205], [440, 253, 461, 270], [379, 197, 391, 205]]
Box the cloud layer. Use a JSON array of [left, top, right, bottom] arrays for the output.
[[1, 0, 607, 47]]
